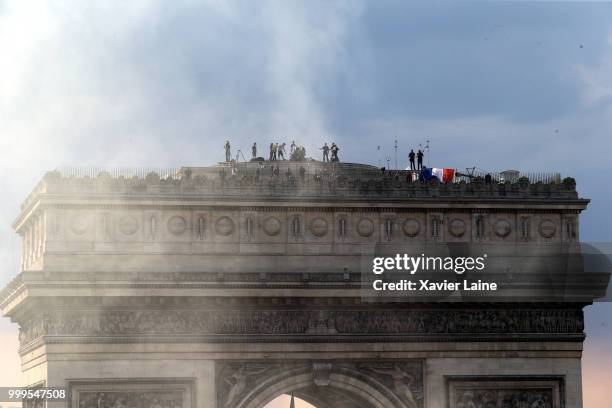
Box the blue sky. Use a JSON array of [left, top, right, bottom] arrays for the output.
[[0, 0, 611, 403]]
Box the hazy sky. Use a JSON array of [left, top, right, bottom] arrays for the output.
[[1, 1, 612, 407]]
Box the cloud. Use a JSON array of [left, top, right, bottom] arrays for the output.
[[0, 2, 611, 404], [0, 0, 361, 281], [578, 31, 612, 107]]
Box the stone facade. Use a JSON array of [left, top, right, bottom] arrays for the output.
[[0, 162, 599, 408]]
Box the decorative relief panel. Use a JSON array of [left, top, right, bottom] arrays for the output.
[[69, 380, 194, 408], [448, 378, 562, 408], [262, 217, 282, 236], [215, 216, 235, 236], [402, 219, 420, 237], [357, 218, 374, 237], [539, 219, 557, 239], [474, 214, 486, 240], [194, 214, 207, 240], [70, 214, 90, 235], [494, 219, 512, 238], [145, 211, 160, 241], [119, 215, 139, 236], [167, 215, 188, 236], [309, 217, 328, 237], [448, 219, 466, 238], [18, 308, 584, 345], [336, 215, 348, 240]]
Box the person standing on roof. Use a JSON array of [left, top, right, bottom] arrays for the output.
[[278, 143, 286, 160], [417, 149, 424, 170], [408, 149, 416, 170], [320, 143, 330, 162], [224, 140, 231, 162]]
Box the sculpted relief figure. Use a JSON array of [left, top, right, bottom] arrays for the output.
[[368, 364, 418, 408], [223, 365, 270, 408]]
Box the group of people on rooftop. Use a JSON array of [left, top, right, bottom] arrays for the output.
[[223, 140, 339, 163], [407, 149, 425, 170], [225, 140, 428, 169], [320, 142, 340, 162]]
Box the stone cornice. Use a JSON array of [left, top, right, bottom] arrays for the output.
[[14, 164, 584, 229]]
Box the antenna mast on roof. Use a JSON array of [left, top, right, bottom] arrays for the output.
[[394, 140, 398, 170]]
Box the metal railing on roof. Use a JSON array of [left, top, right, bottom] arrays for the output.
[[55, 167, 182, 180], [458, 169, 561, 184]]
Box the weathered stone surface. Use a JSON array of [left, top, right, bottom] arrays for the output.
[[0, 163, 598, 408]]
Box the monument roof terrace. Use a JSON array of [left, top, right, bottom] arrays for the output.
[[17, 161, 581, 214]]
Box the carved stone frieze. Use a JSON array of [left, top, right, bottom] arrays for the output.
[[78, 390, 184, 408], [69, 380, 194, 408], [17, 308, 584, 346], [455, 388, 554, 408], [448, 378, 562, 408]]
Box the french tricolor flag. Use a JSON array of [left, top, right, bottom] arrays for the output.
[[432, 168, 455, 183]]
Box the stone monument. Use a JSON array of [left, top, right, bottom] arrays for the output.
[[0, 161, 606, 408]]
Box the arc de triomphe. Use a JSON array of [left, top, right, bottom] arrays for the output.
[[0, 161, 606, 408]]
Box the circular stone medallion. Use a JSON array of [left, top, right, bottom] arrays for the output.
[[215, 216, 235, 236], [402, 219, 420, 237], [448, 219, 466, 237], [119, 215, 139, 235], [167, 215, 187, 236], [263, 217, 281, 236], [357, 218, 374, 237], [494, 219, 512, 238], [539, 219, 556, 238], [309, 218, 328, 237], [71, 215, 89, 235]]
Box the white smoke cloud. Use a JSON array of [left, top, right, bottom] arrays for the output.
[[0, 0, 361, 284]]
